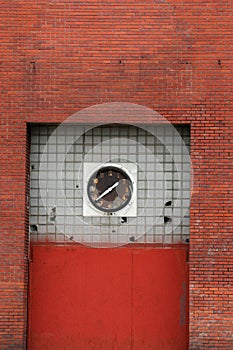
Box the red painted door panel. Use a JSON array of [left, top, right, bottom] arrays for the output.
[[132, 249, 188, 350], [28, 246, 188, 350]]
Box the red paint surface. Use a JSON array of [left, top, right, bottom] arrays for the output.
[[28, 245, 188, 350]]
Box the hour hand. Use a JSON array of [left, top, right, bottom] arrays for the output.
[[95, 181, 119, 201]]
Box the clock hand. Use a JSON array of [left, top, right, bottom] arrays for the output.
[[95, 181, 119, 201]]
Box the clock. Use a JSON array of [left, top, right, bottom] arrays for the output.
[[87, 165, 132, 212], [83, 163, 137, 216]]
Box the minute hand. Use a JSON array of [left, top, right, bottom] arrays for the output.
[[95, 181, 119, 201]]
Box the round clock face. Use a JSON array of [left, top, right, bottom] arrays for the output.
[[87, 165, 133, 213]]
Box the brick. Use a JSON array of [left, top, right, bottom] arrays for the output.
[[0, 0, 233, 348]]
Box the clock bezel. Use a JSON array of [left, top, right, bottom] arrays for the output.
[[87, 165, 133, 213]]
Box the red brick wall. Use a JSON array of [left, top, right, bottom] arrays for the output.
[[0, 0, 232, 348]]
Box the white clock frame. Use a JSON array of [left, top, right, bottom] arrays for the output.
[[83, 162, 137, 217]]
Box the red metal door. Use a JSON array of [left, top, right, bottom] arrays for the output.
[[28, 246, 188, 349]]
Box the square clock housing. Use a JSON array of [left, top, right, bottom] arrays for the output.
[[83, 162, 137, 217]]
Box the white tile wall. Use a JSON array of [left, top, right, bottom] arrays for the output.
[[30, 124, 190, 246]]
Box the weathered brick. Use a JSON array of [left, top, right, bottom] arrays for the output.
[[0, 0, 232, 349]]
